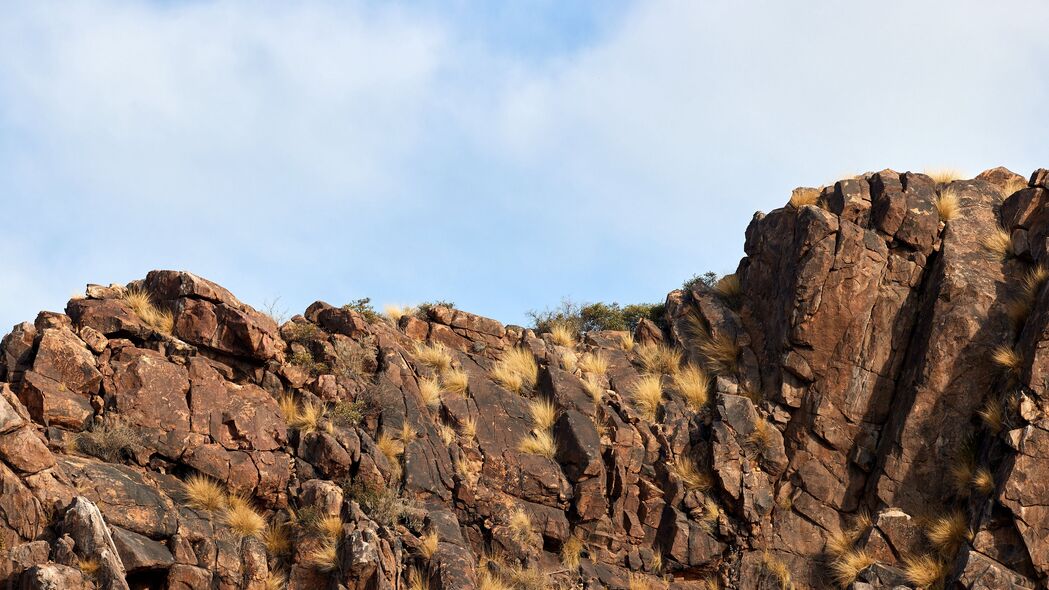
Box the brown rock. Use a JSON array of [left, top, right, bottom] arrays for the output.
[[31, 328, 101, 396]]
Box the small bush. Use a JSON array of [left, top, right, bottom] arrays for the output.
[[331, 337, 376, 379], [416, 300, 455, 318], [343, 297, 381, 322], [75, 420, 140, 463], [683, 271, 720, 291], [283, 321, 319, 344], [122, 288, 174, 334], [528, 299, 663, 333], [343, 478, 416, 528], [330, 400, 365, 428]]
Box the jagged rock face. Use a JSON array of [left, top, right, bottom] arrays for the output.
[[1, 169, 1049, 590]]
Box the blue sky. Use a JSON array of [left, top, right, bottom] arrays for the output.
[[2, 0, 1048, 330]]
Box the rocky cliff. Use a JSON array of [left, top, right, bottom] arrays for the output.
[[2, 167, 1049, 590]]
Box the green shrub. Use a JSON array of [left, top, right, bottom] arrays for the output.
[[416, 300, 455, 318], [342, 478, 419, 528], [528, 299, 664, 333], [331, 337, 377, 379], [342, 298, 381, 323], [682, 271, 719, 291]]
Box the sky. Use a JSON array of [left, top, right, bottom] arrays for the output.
[[2, 0, 1048, 330]]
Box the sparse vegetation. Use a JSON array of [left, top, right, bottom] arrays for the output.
[[982, 226, 1014, 260], [75, 420, 139, 462], [342, 477, 417, 528], [183, 475, 226, 513], [224, 493, 267, 538], [519, 430, 557, 459], [635, 343, 682, 375], [549, 323, 577, 347], [761, 552, 792, 590], [529, 398, 558, 431], [990, 345, 1022, 375], [672, 364, 710, 410], [829, 548, 875, 588], [343, 297, 381, 322], [442, 368, 469, 395], [528, 299, 664, 333], [490, 348, 539, 393], [926, 510, 973, 556], [631, 375, 664, 421], [122, 288, 174, 334], [925, 169, 964, 184], [307, 540, 339, 572], [935, 189, 960, 222], [419, 530, 439, 559], [331, 337, 376, 379], [683, 271, 720, 291], [978, 397, 1004, 433], [560, 534, 584, 569]]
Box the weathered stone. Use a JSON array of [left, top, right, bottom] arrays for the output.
[[110, 525, 175, 572], [31, 328, 101, 396], [18, 563, 89, 590], [61, 496, 130, 590], [18, 371, 93, 430]]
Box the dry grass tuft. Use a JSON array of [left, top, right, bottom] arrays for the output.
[[671, 456, 711, 492], [459, 416, 477, 440], [926, 168, 964, 184], [123, 288, 174, 334], [926, 510, 973, 556], [904, 554, 948, 588], [699, 497, 721, 532], [290, 399, 327, 434], [384, 304, 415, 322], [529, 398, 558, 431], [418, 376, 443, 409], [560, 534, 584, 569], [636, 343, 682, 375], [651, 550, 663, 572], [697, 332, 739, 375], [619, 333, 636, 351], [183, 475, 226, 513], [582, 374, 604, 404], [308, 540, 339, 572], [830, 548, 875, 588], [509, 508, 532, 541], [1000, 176, 1030, 197], [972, 467, 995, 495], [578, 351, 609, 375], [406, 567, 430, 590], [456, 456, 481, 485], [478, 569, 511, 590], [714, 274, 742, 301], [631, 375, 664, 421], [442, 368, 469, 395], [415, 342, 453, 372], [789, 189, 820, 208], [264, 571, 287, 590], [935, 189, 960, 222], [990, 345, 1022, 374], [376, 432, 405, 478], [400, 421, 418, 442], [438, 424, 456, 445], [951, 452, 976, 497], [419, 529, 439, 559], [77, 558, 100, 579], [262, 521, 292, 556], [317, 515, 343, 540], [74, 420, 139, 462], [627, 572, 668, 590], [761, 553, 792, 590], [490, 348, 538, 393], [982, 226, 1014, 260], [519, 430, 557, 459], [673, 364, 710, 411], [978, 397, 1004, 433], [748, 420, 776, 453], [224, 494, 267, 538], [277, 394, 300, 424], [549, 323, 577, 347]]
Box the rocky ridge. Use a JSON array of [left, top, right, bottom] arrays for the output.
[[2, 167, 1049, 589]]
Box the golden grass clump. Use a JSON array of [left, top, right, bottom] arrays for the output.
[[519, 430, 557, 459], [560, 534, 584, 569], [122, 288, 174, 334], [627, 572, 667, 590], [830, 548, 875, 588], [478, 569, 511, 590], [926, 510, 973, 556], [384, 304, 414, 322], [578, 351, 609, 375], [761, 553, 792, 590], [183, 475, 226, 513], [376, 432, 405, 476], [978, 397, 1004, 433], [529, 398, 558, 431], [308, 540, 339, 572], [459, 416, 477, 440], [582, 374, 604, 405], [224, 493, 267, 538], [700, 497, 721, 531], [442, 368, 469, 395], [951, 453, 976, 497], [509, 508, 532, 541], [407, 567, 430, 590], [697, 332, 739, 375], [670, 456, 711, 492], [490, 348, 538, 393], [631, 375, 664, 421], [1000, 176, 1030, 197], [747, 419, 776, 453], [619, 333, 635, 351], [456, 456, 481, 485], [990, 345, 1022, 374], [935, 189, 960, 222], [651, 550, 663, 572], [262, 522, 292, 556], [400, 421, 417, 442], [636, 342, 682, 375], [789, 188, 820, 208], [418, 376, 442, 409], [549, 323, 577, 347], [982, 226, 1014, 260], [903, 554, 948, 588], [290, 399, 327, 433], [438, 424, 456, 445], [420, 529, 439, 559], [317, 515, 343, 540], [972, 467, 995, 495], [714, 273, 742, 300], [77, 558, 100, 579], [415, 341, 452, 372], [672, 364, 710, 410], [264, 571, 287, 590], [277, 394, 300, 423], [925, 168, 964, 184]]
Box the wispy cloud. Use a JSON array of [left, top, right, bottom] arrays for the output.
[[1, 0, 1047, 330]]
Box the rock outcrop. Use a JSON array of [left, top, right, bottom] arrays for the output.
[[1, 169, 1048, 589]]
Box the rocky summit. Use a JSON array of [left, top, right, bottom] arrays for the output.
[[2, 168, 1049, 590]]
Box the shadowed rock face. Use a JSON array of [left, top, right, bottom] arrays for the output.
[[1, 169, 1048, 590]]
